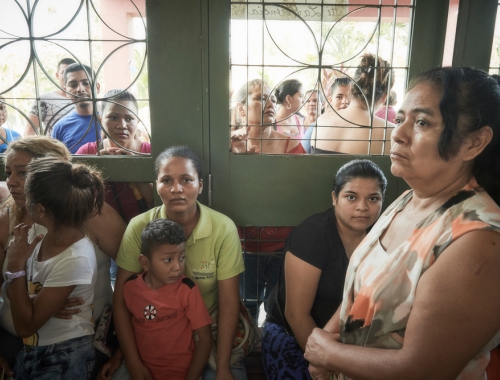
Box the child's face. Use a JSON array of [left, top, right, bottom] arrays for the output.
[[141, 243, 186, 289]]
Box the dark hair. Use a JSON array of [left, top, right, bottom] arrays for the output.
[[351, 53, 394, 108], [141, 219, 186, 259], [388, 90, 397, 106], [329, 77, 351, 97], [155, 146, 202, 178], [63, 63, 95, 83], [408, 66, 500, 205], [333, 159, 387, 199], [99, 89, 138, 115], [275, 79, 302, 105], [25, 158, 104, 228], [57, 58, 76, 70]]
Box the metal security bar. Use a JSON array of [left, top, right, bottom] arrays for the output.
[[0, 0, 149, 155], [229, 0, 415, 156]]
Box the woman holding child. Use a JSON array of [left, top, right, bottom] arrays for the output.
[[305, 67, 500, 379], [76, 89, 153, 223], [262, 160, 386, 379], [114, 146, 246, 380], [0, 136, 126, 377], [6, 157, 104, 378]]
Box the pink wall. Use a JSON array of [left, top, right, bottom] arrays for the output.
[[100, 0, 146, 93]]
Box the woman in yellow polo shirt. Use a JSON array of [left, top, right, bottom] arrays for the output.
[[113, 146, 246, 380]]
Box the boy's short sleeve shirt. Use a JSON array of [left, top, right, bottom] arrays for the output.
[[123, 274, 212, 379], [116, 202, 244, 310]]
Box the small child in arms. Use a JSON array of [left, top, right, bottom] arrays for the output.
[[123, 219, 213, 380]]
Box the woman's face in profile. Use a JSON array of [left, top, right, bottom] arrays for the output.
[[332, 177, 383, 232], [288, 89, 304, 113], [5, 150, 31, 208], [391, 82, 464, 183]]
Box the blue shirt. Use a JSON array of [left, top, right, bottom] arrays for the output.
[[0, 128, 21, 153], [52, 109, 100, 153]]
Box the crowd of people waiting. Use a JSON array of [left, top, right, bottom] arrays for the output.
[[0, 54, 500, 380]]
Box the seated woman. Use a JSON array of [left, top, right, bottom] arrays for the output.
[[305, 67, 500, 380], [231, 79, 305, 154], [311, 53, 395, 155], [0, 97, 21, 153], [0, 136, 126, 377], [113, 146, 246, 379], [262, 160, 386, 379], [76, 89, 153, 223], [303, 78, 351, 153], [274, 79, 305, 139]]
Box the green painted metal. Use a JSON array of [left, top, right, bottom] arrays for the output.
[[407, 0, 449, 82], [208, 0, 411, 226], [452, 0, 498, 70], [145, 0, 208, 204]]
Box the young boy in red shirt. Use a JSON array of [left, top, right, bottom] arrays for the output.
[[123, 219, 213, 380]]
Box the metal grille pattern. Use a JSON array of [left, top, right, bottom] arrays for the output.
[[230, 0, 414, 155], [0, 0, 149, 155]]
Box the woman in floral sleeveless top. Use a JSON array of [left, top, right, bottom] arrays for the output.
[[304, 67, 500, 380]]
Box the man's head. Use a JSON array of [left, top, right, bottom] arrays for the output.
[[56, 58, 76, 88], [63, 63, 100, 113], [139, 219, 187, 289]]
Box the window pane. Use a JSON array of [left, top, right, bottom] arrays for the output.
[[0, 0, 150, 156], [489, 3, 500, 75], [230, 0, 414, 155]]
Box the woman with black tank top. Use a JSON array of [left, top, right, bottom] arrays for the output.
[[262, 160, 387, 379]]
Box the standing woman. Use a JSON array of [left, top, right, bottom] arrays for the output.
[[262, 160, 386, 379], [305, 67, 500, 380], [6, 158, 105, 378], [76, 89, 153, 223], [231, 79, 305, 154], [113, 146, 246, 380], [312, 53, 395, 155], [303, 89, 324, 129], [275, 79, 305, 139], [0, 136, 126, 375]]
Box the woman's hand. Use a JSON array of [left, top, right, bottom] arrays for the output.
[[6, 223, 43, 272], [99, 147, 134, 156], [305, 328, 341, 371], [53, 297, 84, 319], [230, 127, 257, 154]]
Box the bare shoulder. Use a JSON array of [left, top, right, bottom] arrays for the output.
[[86, 202, 126, 249]]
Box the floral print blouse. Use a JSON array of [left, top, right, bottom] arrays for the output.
[[339, 179, 500, 380]]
